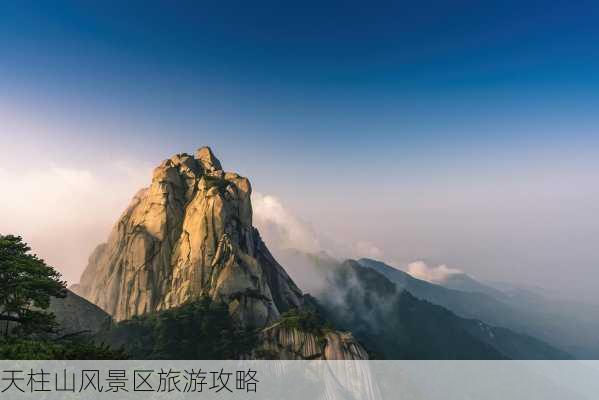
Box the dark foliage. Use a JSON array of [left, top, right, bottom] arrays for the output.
[[277, 308, 333, 337], [0, 235, 67, 337], [0, 336, 128, 360], [0, 235, 125, 359], [97, 297, 258, 359]]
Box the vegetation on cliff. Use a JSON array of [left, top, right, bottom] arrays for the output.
[[96, 297, 258, 359]]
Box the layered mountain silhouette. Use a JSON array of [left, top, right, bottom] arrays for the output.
[[357, 258, 599, 358], [66, 147, 582, 359], [278, 251, 571, 359]]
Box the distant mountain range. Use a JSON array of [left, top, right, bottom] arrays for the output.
[[53, 147, 596, 360], [431, 270, 508, 299], [356, 258, 599, 359], [278, 251, 570, 359]]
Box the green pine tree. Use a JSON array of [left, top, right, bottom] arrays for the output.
[[0, 234, 67, 337]]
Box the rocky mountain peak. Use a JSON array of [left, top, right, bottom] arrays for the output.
[[77, 147, 303, 326], [76, 147, 367, 359], [195, 146, 223, 172]]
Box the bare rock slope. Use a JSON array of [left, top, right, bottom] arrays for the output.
[[258, 324, 368, 360], [77, 147, 365, 359], [78, 147, 302, 327], [49, 289, 112, 336]]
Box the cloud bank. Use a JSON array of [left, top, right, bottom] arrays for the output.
[[252, 192, 383, 261], [252, 192, 321, 254], [405, 261, 463, 283]]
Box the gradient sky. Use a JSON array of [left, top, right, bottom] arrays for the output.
[[1, 1, 598, 301]]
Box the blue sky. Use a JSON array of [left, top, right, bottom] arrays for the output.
[[1, 1, 598, 299]]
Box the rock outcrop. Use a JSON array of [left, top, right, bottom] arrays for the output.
[[77, 147, 303, 328], [257, 324, 368, 360]]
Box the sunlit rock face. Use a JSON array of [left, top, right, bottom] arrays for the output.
[[77, 146, 368, 359], [78, 147, 303, 326], [258, 324, 368, 360]]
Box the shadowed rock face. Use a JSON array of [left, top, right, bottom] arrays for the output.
[[77, 147, 303, 326], [48, 289, 112, 336]]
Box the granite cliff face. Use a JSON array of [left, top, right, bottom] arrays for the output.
[[78, 147, 304, 329], [258, 324, 368, 360]]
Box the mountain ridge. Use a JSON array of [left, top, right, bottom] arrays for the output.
[[357, 258, 597, 358], [71, 147, 580, 360], [75, 147, 366, 359]]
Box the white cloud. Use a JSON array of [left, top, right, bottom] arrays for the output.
[[252, 192, 388, 262], [252, 192, 321, 253], [405, 261, 463, 283]]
